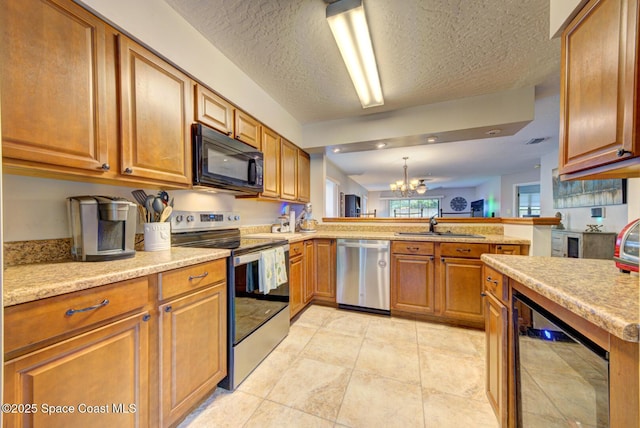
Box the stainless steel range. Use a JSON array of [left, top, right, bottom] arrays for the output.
[[171, 211, 290, 390]]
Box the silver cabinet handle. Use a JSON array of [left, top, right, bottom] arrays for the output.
[[101, 163, 110, 171], [486, 276, 499, 285], [189, 271, 208, 281], [124, 167, 133, 174], [65, 299, 109, 316], [456, 248, 472, 253]]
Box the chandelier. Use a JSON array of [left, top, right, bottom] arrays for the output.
[[390, 157, 427, 197]]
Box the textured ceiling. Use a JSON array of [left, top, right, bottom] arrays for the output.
[[163, 0, 560, 124], [162, 0, 562, 191]]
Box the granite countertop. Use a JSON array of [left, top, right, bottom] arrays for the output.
[[4, 247, 230, 307], [481, 254, 640, 342], [247, 231, 530, 245]]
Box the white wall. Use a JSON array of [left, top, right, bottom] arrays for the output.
[[540, 149, 632, 234], [326, 159, 368, 198], [500, 169, 541, 217], [475, 177, 502, 217]]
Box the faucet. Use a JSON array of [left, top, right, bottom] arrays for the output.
[[429, 214, 438, 233]]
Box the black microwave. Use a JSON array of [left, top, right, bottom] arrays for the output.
[[192, 123, 264, 195]]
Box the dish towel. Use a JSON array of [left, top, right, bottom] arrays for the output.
[[259, 247, 288, 295]]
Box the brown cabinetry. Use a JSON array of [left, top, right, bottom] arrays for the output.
[[234, 110, 261, 149], [390, 241, 436, 314], [3, 278, 150, 428], [297, 150, 311, 202], [482, 265, 508, 426], [118, 36, 192, 186], [559, 0, 640, 179], [280, 138, 298, 201], [0, 0, 111, 176], [314, 239, 336, 302], [195, 84, 234, 135], [289, 241, 305, 318], [304, 240, 315, 303], [156, 260, 227, 427], [260, 126, 281, 198]]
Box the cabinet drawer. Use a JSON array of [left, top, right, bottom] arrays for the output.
[[440, 242, 490, 258], [483, 265, 507, 304], [290, 241, 304, 258], [4, 277, 149, 356], [391, 241, 434, 255], [159, 259, 226, 300]]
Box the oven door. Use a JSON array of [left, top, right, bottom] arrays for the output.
[[192, 123, 264, 194], [232, 246, 289, 345]]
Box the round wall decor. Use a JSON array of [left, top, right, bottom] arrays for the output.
[[450, 197, 467, 212]]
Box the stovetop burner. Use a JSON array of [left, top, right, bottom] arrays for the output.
[[170, 210, 287, 255]]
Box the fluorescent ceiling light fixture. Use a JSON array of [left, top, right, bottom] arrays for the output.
[[327, 0, 383, 108]]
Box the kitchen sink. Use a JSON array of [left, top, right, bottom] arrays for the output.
[[394, 231, 485, 238]]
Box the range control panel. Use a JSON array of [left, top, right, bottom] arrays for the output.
[[171, 211, 240, 232]]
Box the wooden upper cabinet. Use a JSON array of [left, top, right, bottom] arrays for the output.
[[559, 0, 640, 179], [195, 84, 234, 135], [261, 126, 281, 198], [0, 0, 110, 173], [297, 150, 311, 202], [234, 110, 260, 149], [118, 35, 192, 185], [280, 138, 298, 201]]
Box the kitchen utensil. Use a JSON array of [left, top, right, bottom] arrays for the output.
[[152, 197, 165, 221], [159, 205, 173, 223], [158, 190, 169, 205], [144, 195, 155, 223], [131, 190, 148, 206]]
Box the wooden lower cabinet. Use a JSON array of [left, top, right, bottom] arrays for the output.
[[439, 257, 485, 325], [390, 241, 436, 314], [157, 276, 226, 427], [289, 242, 305, 318], [313, 239, 336, 303], [4, 313, 149, 428], [484, 291, 508, 427], [303, 240, 315, 304]]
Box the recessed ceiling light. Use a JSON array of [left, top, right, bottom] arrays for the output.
[[376, 142, 386, 149], [486, 129, 502, 136], [426, 136, 437, 143], [332, 147, 341, 153]]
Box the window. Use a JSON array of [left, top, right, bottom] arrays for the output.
[[517, 184, 540, 217], [389, 198, 439, 218]]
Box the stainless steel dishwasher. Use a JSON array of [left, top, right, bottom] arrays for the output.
[[336, 239, 390, 314]]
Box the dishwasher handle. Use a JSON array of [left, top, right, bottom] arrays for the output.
[[337, 240, 390, 250]]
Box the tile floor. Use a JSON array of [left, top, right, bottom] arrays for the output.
[[179, 305, 498, 428]]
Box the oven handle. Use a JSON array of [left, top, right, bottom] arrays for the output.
[[234, 244, 290, 266]]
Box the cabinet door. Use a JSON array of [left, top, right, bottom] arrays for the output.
[[297, 150, 311, 202], [159, 283, 226, 427], [484, 293, 508, 427], [559, 0, 639, 176], [391, 254, 435, 314], [440, 257, 484, 324], [494, 244, 521, 255], [280, 139, 298, 201], [118, 36, 192, 185], [0, 0, 110, 173], [234, 110, 260, 149], [303, 240, 315, 303], [314, 239, 336, 302], [195, 84, 234, 135], [4, 313, 149, 428], [261, 126, 281, 198], [289, 254, 304, 319]]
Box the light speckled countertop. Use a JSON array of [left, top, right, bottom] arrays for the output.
[[481, 254, 640, 342], [4, 247, 229, 307], [246, 231, 530, 245]]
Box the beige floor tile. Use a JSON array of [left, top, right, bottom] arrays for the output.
[[237, 349, 299, 398], [419, 346, 485, 400], [337, 370, 424, 428], [244, 400, 334, 428], [294, 305, 336, 328], [301, 329, 364, 368], [422, 390, 498, 428], [355, 337, 421, 385], [417, 321, 484, 357], [365, 316, 417, 343], [177, 388, 262, 427], [276, 323, 318, 356], [267, 357, 350, 420], [322, 310, 372, 337]]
